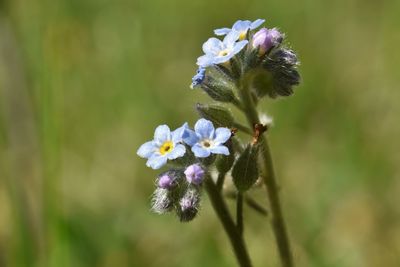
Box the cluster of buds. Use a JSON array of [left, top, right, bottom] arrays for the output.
[[150, 166, 203, 222], [192, 19, 300, 100], [137, 19, 300, 223]]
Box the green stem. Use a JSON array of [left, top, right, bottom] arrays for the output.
[[239, 77, 294, 267], [204, 178, 252, 267], [236, 192, 244, 236], [232, 122, 252, 135], [216, 172, 226, 191]]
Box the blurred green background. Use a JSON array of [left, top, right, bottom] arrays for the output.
[[1, 0, 400, 266]]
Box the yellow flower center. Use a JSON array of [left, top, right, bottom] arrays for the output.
[[239, 30, 247, 40], [201, 140, 212, 148], [218, 49, 230, 57], [159, 141, 174, 155]]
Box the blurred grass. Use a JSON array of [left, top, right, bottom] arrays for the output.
[[1, 0, 400, 266]]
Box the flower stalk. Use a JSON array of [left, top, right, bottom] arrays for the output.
[[137, 18, 300, 267], [204, 177, 252, 267], [239, 74, 294, 267]]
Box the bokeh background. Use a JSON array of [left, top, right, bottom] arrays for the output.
[[1, 0, 400, 266]]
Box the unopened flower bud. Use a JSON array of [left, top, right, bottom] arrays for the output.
[[252, 28, 283, 55], [177, 188, 200, 222], [184, 164, 205, 185], [151, 188, 173, 214], [158, 174, 174, 189]]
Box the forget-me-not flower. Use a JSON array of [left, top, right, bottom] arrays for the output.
[[196, 31, 248, 67], [190, 67, 206, 89], [137, 123, 188, 169], [183, 119, 231, 158], [214, 19, 265, 40]]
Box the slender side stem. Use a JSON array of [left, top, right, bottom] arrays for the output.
[[232, 122, 252, 135], [216, 172, 226, 191], [204, 178, 252, 267], [236, 192, 244, 236], [238, 77, 294, 267]]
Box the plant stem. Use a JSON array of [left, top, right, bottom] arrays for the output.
[[216, 172, 226, 191], [239, 77, 294, 267], [232, 122, 252, 135], [236, 192, 244, 236], [204, 177, 252, 267]]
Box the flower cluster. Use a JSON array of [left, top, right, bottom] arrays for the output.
[[192, 19, 300, 99], [137, 118, 231, 221], [138, 19, 300, 223]]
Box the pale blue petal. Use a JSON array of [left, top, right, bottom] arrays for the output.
[[214, 28, 231, 35], [183, 128, 199, 146], [146, 155, 168, 169], [213, 41, 247, 65], [213, 53, 235, 64], [250, 19, 265, 29], [194, 118, 214, 139], [154, 125, 171, 145], [232, 40, 248, 54], [192, 144, 211, 158], [172, 122, 188, 143], [202, 37, 224, 55], [232, 20, 251, 32], [167, 144, 186, 160], [214, 128, 231, 144], [223, 30, 241, 45], [197, 55, 214, 67], [210, 145, 230, 155], [137, 141, 157, 158]]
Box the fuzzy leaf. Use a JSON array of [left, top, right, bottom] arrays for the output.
[[232, 144, 259, 192], [216, 139, 235, 173], [196, 103, 234, 128]]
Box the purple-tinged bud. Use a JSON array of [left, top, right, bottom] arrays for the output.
[[177, 189, 200, 222], [252, 28, 283, 55], [158, 174, 174, 189], [184, 164, 205, 185]]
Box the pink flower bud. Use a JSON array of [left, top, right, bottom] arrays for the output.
[[252, 28, 282, 55]]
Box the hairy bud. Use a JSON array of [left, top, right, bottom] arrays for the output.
[[177, 188, 201, 222]]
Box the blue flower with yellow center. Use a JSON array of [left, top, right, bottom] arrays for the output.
[[214, 19, 265, 40], [137, 123, 188, 169], [183, 119, 231, 158], [197, 31, 248, 67]]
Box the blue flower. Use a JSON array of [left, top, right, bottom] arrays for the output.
[[190, 67, 206, 89], [197, 31, 248, 67], [137, 123, 188, 169], [214, 19, 265, 40], [183, 119, 231, 158]]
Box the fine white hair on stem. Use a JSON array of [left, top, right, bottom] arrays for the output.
[[259, 113, 273, 126]]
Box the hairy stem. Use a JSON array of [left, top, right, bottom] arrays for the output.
[[236, 192, 244, 236], [238, 77, 294, 267], [204, 177, 252, 267]]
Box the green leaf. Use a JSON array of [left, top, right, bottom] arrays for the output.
[[232, 144, 259, 192], [196, 103, 234, 128], [216, 140, 235, 173]]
